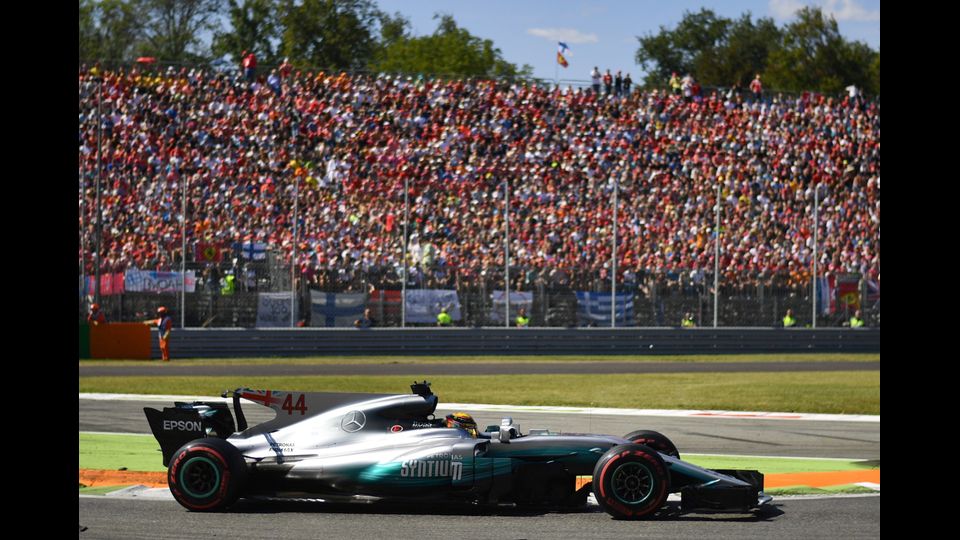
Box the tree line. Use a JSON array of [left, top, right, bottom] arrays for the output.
[[635, 7, 879, 95], [79, 0, 532, 79], [80, 1, 878, 94]]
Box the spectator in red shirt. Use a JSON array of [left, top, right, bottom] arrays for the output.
[[279, 57, 292, 79], [241, 50, 257, 82], [750, 74, 763, 102]]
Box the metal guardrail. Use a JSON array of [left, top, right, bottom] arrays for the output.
[[151, 328, 880, 358]]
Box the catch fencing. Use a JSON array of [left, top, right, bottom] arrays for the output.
[[82, 264, 879, 329], [149, 327, 880, 358]]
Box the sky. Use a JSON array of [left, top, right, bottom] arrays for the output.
[[374, 0, 880, 82]]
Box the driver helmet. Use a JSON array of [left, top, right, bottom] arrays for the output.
[[445, 412, 478, 438], [157, 306, 168, 315]]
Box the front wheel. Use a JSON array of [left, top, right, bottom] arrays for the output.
[[623, 430, 680, 459], [593, 444, 670, 520], [167, 437, 247, 511]]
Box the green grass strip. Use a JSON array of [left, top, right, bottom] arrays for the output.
[[684, 454, 878, 474], [80, 353, 880, 367], [80, 432, 166, 472], [79, 371, 880, 414], [766, 485, 878, 495]]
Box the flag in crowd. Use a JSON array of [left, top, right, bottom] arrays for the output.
[[369, 290, 402, 320], [557, 42, 570, 68], [489, 290, 534, 323], [575, 291, 634, 326], [195, 242, 224, 263], [836, 274, 861, 311], [816, 275, 834, 315], [80, 273, 126, 296], [865, 278, 880, 303], [239, 241, 267, 260], [310, 291, 367, 327]]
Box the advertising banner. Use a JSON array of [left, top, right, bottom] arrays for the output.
[[255, 292, 293, 328], [124, 269, 196, 293], [489, 290, 534, 323], [404, 289, 461, 324]]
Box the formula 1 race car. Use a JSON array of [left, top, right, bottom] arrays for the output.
[[145, 382, 771, 519]]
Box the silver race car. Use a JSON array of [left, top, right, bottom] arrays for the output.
[[145, 382, 771, 519]]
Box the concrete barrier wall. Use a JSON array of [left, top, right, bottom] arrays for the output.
[[148, 328, 880, 359]]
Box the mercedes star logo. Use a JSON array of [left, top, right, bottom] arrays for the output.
[[341, 410, 366, 432]]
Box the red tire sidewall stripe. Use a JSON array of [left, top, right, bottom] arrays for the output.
[[597, 449, 667, 518], [168, 445, 232, 511]]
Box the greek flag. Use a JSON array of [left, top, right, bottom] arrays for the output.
[[575, 292, 634, 326]]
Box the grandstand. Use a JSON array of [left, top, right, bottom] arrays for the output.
[[78, 65, 879, 328]]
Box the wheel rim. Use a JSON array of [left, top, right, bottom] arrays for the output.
[[610, 462, 655, 505], [179, 456, 221, 499]]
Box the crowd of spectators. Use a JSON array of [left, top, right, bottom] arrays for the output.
[[78, 65, 880, 296]]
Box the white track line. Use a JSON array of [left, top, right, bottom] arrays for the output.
[[79, 393, 879, 423], [440, 403, 879, 423], [682, 452, 875, 462], [774, 493, 880, 500], [81, 490, 880, 502]]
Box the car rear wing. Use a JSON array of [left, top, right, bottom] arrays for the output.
[[144, 400, 236, 466]]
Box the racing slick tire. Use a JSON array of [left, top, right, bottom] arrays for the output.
[[593, 444, 670, 520], [623, 430, 680, 459], [167, 437, 248, 512]]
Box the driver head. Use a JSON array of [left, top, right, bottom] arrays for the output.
[[445, 412, 478, 438]]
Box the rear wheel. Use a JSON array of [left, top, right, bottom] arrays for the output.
[[623, 430, 680, 459], [167, 437, 247, 511], [593, 444, 670, 520]]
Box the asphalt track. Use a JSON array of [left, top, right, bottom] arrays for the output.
[[79, 396, 881, 460], [79, 360, 880, 377], [79, 494, 880, 539], [79, 395, 880, 537]]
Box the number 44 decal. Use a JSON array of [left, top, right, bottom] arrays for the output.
[[281, 393, 307, 415]]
